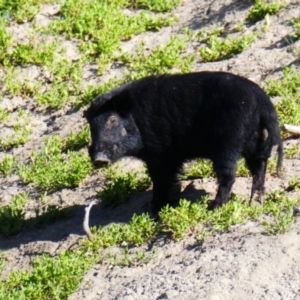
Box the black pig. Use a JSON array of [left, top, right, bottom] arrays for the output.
[[84, 72, 283, 214]]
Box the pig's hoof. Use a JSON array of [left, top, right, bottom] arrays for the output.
[[208, 200, 222, 210], [250, 191, 264, 206]]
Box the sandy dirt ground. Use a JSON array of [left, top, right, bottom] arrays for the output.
[[1, 0, 300, 299]]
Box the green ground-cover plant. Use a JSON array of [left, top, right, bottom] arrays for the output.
[[0, 155, 17, 176], [285, 143, 299, 159], [292, 19, 300, 40], [0, 19, 58, 67], [2, 58, 80, 111], [266, 66, 300, 98], [159, 197, 209, 240], [0, 109, 32, 150], [193, 26, 225, 42], [0, 18, 12, 65], [85, 213, 159, 251], [0, 123, 32, 150], [76, 77, 124, 108], [11, 39, 58, 66], [1, 190, 299, 299], [285, 176, 300, 192], [0, 192, 28, 236], [120, 36, 195, 80], [261, 190, 298, 234], [62, 125, 91, 152], [1, 41, 81, 109], [130, 0, 182, 12], [265, 66, 300, 126], [35, 59, 84, 109], [0, 252, 5, 274], [97, 165, 151, 206], [0, 0, 48, 23], [0, 250, 97, 300], [182, 156, 278, 180], [18, 136, 93, 192], [0, 192, 76, 237], [77, 35, 193, 108], [160, 191, 300, 240], [47, 0, 177, 61], [76, 33, 194, 108], [30, 203, 76, 229], [0, 108, 10, 121], [106, 247, 157, 267], [199, 32, 256, 62], [181, 159, 214, 180], [2, 67, 41, 98], [246, 0, 286, 23], [0, 215, 158, 300]]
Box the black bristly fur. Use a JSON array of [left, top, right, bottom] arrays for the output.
[[84, 72, 283, 214]]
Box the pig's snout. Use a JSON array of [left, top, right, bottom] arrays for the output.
[[93, 153, 111, 168]]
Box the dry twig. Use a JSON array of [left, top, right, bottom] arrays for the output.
[[83, 200, 98, 240]]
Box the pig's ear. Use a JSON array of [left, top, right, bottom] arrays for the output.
[[111, 89, 133, 113]]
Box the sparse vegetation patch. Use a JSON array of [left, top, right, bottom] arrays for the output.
[[98, 165, 151, 206], [246, 0, 286, 23], [0, 192, 28, 236], [18, 136, 93, 192], [47, 0, 178, 61], [266, 66, 300, 127], [199, 32, 256, 62], [0, 155, 17, 176]]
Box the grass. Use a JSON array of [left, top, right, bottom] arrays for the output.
[[47, 0, 177, 61], [0, 109, 32, 150], [265, 66, 300, 127], [0, 19, 12, 65], [182, 156, 278, 180], [106, 247, 157, 267], [34, 59, 84, 109], [0, 0, 47, 23], [285, 143, 299, 159], [1, 190, 299, 298], [0, 192, 28, 236], [199, 32, 256, 62], [0, 250, 97, 300], [292, 19, 300, 40], [18, 136, 93, 193], [0, 108, 10, 121], [62, 125, 91, 152], [285, 176, 300, 192], [246, 0, 286, 23], [75, 77, 124, 108], [261, 190, 297, 234], [130, 0, 182, 12], [0, 155, 18, 176], [1, 68, 40, 98], [120, 36, 195, 80], [0, 192, 76, 237], [97, 164, 152, 206], [0, 19, 58, 67], [11, 39, 58, 66], [77, 35, 194, 107], [0, 1, 299, 299], [181, 159, 214, 180]]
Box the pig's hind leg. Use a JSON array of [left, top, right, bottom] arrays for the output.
[[245, 156, 267, 205]]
